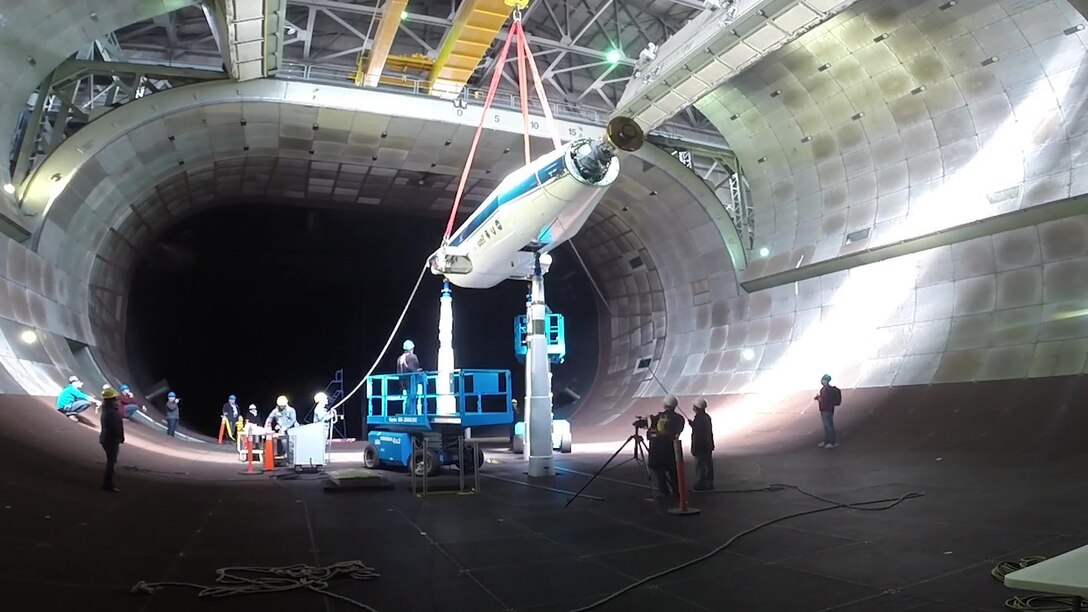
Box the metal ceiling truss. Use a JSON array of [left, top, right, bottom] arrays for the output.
[[108, 0, 720, 137], [8, 51, 226, 186]]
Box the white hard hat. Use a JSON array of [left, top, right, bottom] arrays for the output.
[[276, 395, 288, 407], [314, 392, 328, 403]]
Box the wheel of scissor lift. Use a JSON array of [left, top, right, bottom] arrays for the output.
[[511, 434, 523, 454], [458, 445, 485, 473], [559, 434, 573, 454], [412, 449, 440, 478], [360, 441, 380, 469]]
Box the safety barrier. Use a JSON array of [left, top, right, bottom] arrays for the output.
[[409, 435, 481, 498], [668, 439, 700, 516]]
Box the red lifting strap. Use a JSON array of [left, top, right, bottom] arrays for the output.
[[442, 17, 564, 242]]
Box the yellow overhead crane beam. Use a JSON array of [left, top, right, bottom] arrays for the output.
[[427, 0, 524, 100], [355, 53, 434, 89], [360, 0, 411, 88]]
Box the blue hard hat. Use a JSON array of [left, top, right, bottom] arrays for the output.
[[403, 340, 415, 351], [229, 394, 236, 401], [821, 374, 832, 382], [119, 384, 130, 392], [168, 391, 176, 398]]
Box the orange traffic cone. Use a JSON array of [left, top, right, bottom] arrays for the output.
[[238, 434, 263, 476], [217, 417, 226, 444], [263, 433, 275, 471]]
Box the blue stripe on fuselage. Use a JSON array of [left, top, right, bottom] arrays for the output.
[[448, 155, 568, 247]]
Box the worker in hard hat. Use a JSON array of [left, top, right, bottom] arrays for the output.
[[222, 395, 241, 440], [99, 387, 124, 492], [688, 397, 715, 491], [397, 339, 423, 414], [274, 395, 298, 457], [244, 403, 262, 450], [313, 391, 337, 440], [647, 395, 685, 497], [164, 391, 180, 437], [117, 384, 146, 420], [56, 375, 100, 421]]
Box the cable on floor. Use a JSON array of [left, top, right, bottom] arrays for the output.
[[567, 486, 924, 611], [992, 556, 1080, 612], [131, 560, 380, 610]]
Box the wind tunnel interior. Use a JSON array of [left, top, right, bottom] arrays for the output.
[[4, 0, 1088, 610], [121, 201, 602, 438]]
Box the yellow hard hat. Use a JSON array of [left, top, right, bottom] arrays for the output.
[[102, 387, 119, 400]]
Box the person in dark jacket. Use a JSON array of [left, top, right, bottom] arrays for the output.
[[396, 339, 423, 414], [647, 395, 685, 496], [814, 374, 839, 448], [99, 388, 124, 492], [118, 384, 146, 420], [222, 395, 241, 439], [164, 391, 180, 437], [688, 397, 715, 491], [243, 404, 262, 451]]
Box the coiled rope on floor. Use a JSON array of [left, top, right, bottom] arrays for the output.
[[131, 560, 380, 609], [992, 556, 1081, 612]]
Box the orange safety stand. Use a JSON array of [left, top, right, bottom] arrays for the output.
[[263, 433, 276, 471], [217, 417, 226, 444], [238, 432, 263, 475], [668, 439, 701, 516]]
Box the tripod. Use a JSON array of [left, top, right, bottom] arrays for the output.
[[565, 424, 656, 507]]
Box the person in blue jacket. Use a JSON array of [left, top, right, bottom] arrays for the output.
[[56, 376, 100, 420]]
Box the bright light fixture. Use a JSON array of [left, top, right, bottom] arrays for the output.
[[741, 348, 755, 360], [19, 329, 37, 344], [606, 48, 623, 63], [401, 10, 408, 19], [759, 247, 770, 257], [2, 183, 14, 195]]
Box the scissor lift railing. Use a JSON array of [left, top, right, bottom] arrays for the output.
[[514, 313, 566, 365], [366, 369, 514, 430]]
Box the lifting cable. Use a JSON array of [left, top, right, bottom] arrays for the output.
[[331, 7, 566, 412], [443, 7, 563, 240]]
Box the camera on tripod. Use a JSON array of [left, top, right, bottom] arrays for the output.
[[632, 414, 660, 431]]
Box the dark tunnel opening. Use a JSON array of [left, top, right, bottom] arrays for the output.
[[125, 203, 600, 437]]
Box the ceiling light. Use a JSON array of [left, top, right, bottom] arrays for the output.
[[19, 330, 37, 344], [606, 48, 623, 64], [741, 348, 755, 361], [758, 247, 770, 257], [2, 183, 14, 195], [401, 10, 408, 19]]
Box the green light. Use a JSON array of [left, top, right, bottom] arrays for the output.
[[606, 48, 622, 63]]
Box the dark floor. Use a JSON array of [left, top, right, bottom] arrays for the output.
[[5, 386, 1088, 612], [4, 433, 1086, 612]]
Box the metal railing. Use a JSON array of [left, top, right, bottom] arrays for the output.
[[275, 60, 725, 145]]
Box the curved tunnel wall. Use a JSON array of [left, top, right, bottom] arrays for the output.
[[696, 0, 1088, 280], [0, 0, 1084, 448], [8, 77, 717, 415]]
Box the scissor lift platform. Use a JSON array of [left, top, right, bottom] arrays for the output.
[[362, 369, 515, 476]]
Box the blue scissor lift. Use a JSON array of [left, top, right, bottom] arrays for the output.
[[512, 311, 573, 454], [362, 369, 514, 477]]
